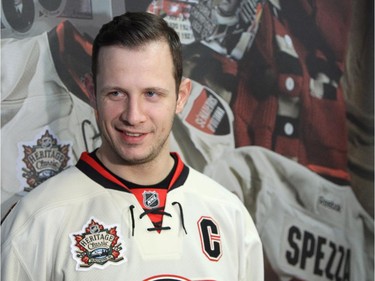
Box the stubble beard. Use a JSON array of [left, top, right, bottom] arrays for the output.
[[114, 130, 170, 166]]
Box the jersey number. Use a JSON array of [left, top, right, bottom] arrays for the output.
[[198, 216, 222, 261]]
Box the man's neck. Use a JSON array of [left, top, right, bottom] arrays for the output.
[[95, 149, 175, 186]]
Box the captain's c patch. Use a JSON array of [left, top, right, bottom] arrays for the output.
[[70, 217, 126, 271]]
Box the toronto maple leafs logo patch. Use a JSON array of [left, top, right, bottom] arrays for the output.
[[70, 218, 126, 271]]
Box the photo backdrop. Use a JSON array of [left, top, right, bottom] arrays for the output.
[[1, 0, 373, 280]]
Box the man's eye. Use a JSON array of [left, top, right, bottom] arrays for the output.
[[110, 91, 121, 96], [108, 91, 124, 99], [145, 91, 157, 98]]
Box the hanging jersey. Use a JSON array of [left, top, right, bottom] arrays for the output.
[[1, 152, 263, 281], [170, 80, 235, 172], [204, 146, 374, 281], [232, 0, 351, 183], [1, 26, 101, 220]]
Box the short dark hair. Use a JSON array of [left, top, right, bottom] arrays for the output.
[[92, 12, 183, 90]]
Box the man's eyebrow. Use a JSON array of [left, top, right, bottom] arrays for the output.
[[144, 87, 170, 94], [99, 86, 170, 94], [98, 86, 124, 94]]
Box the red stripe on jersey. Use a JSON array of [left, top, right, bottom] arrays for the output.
[[169, 152, 185, 189], [78, 151, 189, 230], [307, 164, 350, 182], [80, 152, 130, 192]]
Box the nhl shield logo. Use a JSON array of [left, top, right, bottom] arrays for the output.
[[70, 218, 126, 271], [143, 191, 160, 209]]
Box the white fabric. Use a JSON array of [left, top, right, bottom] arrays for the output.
[[204, 146, 374, 281], [170, 80, 235, 171], [1, 33, 100, 219], [1, 162, 263, 281]]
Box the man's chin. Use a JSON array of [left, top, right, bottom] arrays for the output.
[[120, 151, 156, 166]]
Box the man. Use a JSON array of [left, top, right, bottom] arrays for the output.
[[1, 12, 263, 281]]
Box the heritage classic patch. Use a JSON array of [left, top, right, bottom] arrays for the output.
[[17, 128, 72, 192], [70, 218, 126, 271]]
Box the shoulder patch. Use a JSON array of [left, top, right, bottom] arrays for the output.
[[70, 217, 126, 271]]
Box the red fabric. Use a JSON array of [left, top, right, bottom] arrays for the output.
[[232, 0, 351, 182]]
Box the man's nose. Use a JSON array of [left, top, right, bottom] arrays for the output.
[[121, 96, 147, 125]]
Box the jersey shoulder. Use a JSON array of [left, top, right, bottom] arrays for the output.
[[1, 167, 104, 239], [26, 166, 103, 202], [186, 167, 244, 205]]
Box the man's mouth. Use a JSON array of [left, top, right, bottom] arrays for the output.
[[125, 132, 142, 137]]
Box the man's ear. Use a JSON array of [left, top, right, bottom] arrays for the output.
[[83, 73, 97, 110], [176, 78, 192, 114]]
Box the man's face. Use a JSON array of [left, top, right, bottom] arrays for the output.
[[217, 0, 239, 16], [94, 41, 189, 166]]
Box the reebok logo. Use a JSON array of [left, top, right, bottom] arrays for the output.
[[318, 196, 342, 213]]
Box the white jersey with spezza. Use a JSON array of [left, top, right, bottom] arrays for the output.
[[1, 152, 263, 281], [204, 146, 374, 281]]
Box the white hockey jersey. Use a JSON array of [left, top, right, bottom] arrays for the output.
[[1, 152, 263, 281], [204, 146, 374, 281], [170, 80, 235, 172], [1, 32, 101, 220]]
